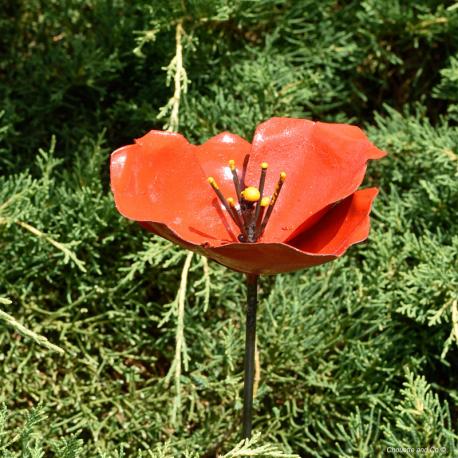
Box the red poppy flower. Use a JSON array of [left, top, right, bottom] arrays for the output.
[[110, 117, 385, 274]]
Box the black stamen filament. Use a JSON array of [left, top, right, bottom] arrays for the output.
[[228, 197, 248, 241], [208, 177, 242, 229], [248, 163, 267, 242], [255, 172, 286, 240], [255, 197, 269, 229], [207, 163, 286, 243], [229, 160, 243, 206]]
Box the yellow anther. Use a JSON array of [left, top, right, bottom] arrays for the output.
[[241, 186, 260, 202], [227, 197, 235, 206], [280, 171, 287, 181], [229, 159, 236, 171], [208, 177, 219, 189], [261, 162, 268, 169], [260, 196, 270, 207]]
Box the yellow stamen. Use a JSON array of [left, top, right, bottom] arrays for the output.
[[229, 159, 236, 171], [261, 162, 268, 169], [208, 176, 219, 190], [260, 196, 270, 207], [227, 197, 235, 206], [280, 171, 286, 181], [241, 186, 260, 202]]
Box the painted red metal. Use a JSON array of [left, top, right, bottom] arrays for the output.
[[110, 117, 386, 274]]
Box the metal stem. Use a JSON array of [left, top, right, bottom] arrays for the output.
[[242, 273, 258, 439]]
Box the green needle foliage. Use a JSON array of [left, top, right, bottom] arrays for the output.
[[1, 0, 457, 456]]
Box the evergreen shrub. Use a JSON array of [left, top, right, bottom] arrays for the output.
[[0, 0, 457, 456]]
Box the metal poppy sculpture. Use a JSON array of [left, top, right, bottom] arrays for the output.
[[110, 117, 385, 439]]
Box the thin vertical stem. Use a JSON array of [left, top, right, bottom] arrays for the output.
[[243, 273, 258, 439]]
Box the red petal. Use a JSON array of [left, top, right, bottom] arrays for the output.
[[137, 185, 378, 274], [111, 130, 240, 245], [204, 242, 335, 274], [194, 132, 252, 200], [138, 221, 336, 275], [245, 118, 386, 242], [289, 187, 379, 256]]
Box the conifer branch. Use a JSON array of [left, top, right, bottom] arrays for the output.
[[218, 432, 300, 457], [169, 20, 185, 133], [194, 255, 211, 312], [158, 20, 188, 132], [451, 299, 458, 345], [0, 218, 86, 273], [0, 298, 65, 355], [441, 299, 458, 359], [164, 252, 193, 425]]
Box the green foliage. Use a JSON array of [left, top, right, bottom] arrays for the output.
[[0, 404, 84, 457], [0, 0, 457, 456], [367, 108, 458, 359], [381, 371, 457, 456], [434, 53, 458, 120]]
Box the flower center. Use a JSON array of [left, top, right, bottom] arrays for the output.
[[241, 186, 260, 202], [207, 160, 286, 242]]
